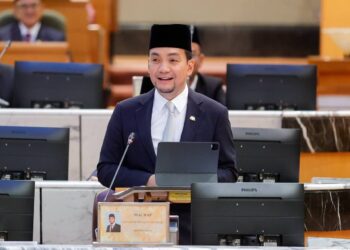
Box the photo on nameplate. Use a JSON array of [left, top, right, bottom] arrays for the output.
[[105, 212, 121, 233], [98, 202, 169, 245]]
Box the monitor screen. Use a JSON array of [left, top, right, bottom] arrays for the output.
[[232, 127, 300, 182], [226, 64, 317, 110], [191, 182, 304, 246], [0, 126, 69, 180], [12, 61, 104, 109], [0, 180, 35, 241]]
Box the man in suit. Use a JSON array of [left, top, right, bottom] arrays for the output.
[[106, 213, 121, 233], [189, 26, 226, 105], [97, 24, 236, 244], [0, 0, 65, 42]]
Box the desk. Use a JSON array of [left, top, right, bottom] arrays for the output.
[[282, 111, 350, 182], [110, 55, 307, 85], [308, 56, 350, 95], [108, 55, 307, 104], [0, 42, 70, 64], [34, 181, 104, 244], [28, 181, 350, 247], [2, 109, 350, 182]]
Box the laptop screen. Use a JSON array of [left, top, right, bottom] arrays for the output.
[[155, 142, 219, 187]]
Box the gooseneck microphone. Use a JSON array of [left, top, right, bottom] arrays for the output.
[[103, 132, 136, 201], [0, 40, 11, 60]]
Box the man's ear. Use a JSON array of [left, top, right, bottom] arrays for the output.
[[187, 59, 195, 77]]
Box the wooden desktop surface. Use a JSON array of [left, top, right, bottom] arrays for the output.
[[308, 56, 350, 95], [300, 152, 350, 183], [0, 41, 70, 64]]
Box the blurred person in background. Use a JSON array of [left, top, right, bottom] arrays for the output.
[[188, 25, 226, 105], [0, 0, 65, 42]]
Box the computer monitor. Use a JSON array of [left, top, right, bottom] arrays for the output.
[[232, 127, 300, 182], [191, 182, 304, 246], [0, 180, 35, 241], [0, 126, 69, 180], [226, 64, 317, 110], [12, 61, 104, 109]]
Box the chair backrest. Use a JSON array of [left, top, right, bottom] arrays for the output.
[[0, 9, 66, 33]]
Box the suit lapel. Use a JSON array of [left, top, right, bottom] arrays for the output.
[[11, 23, 23, 41], [37, 26, 44, 41], [181, 89, 202, 141], [135, 90, 156, 163]]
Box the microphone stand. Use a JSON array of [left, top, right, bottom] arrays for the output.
[[103, 132, 135, 202], [0, 98, 9, 107]]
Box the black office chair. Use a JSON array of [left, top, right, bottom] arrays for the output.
[[0, 63, 14, 106]]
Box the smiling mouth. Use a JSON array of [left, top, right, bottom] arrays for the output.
[[158, 77, 173, 81]]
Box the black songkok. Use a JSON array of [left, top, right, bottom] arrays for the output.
[[190, 25, 201, 45], [149, 24, 192, 52]]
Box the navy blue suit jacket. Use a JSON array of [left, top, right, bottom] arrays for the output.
[[97, 88, 237, 188], [195, 73, 226, 105], [0, 22, 65, 41]]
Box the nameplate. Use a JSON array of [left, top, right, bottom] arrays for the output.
[[168, 191, 191, 203], [98, 202, 169, 244]]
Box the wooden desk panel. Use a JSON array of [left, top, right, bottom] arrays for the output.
[[0, 42, 70, 64], [300, 152, 350, 183], [305, 230, 350, 240], [308, 56, 350, 95]]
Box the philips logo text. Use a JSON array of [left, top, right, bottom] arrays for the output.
[[241, 188, 258, 192]]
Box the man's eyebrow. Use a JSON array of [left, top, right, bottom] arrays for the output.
[[168, 53, 181, 57], [150, 52, 160, 56]]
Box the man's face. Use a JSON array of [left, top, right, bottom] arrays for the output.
[[148, 47, 194, 100], [109, 216, 115, 224], [190, 42, 204, 81], [14, 0, 43, 28]]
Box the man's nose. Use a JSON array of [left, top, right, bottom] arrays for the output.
[[158, 62, 170, 72]]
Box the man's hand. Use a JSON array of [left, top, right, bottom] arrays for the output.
[[146, 174, 157, 186]]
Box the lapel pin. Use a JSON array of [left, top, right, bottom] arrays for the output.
[[189, 116, 196, 122]]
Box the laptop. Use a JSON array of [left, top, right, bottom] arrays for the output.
[[155, 142, 219, 187]]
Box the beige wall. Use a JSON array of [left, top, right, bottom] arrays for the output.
[[118, 0, 320, 26]]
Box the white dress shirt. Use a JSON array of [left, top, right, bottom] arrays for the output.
[[151, 85, 188, 154], [18, 22, 41, 42], [189, 74, 198, 91]]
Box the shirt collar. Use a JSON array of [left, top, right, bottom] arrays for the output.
[[153, 85, 189, 114], [189, 74, 198, 90], [18, 22, 41, 41]]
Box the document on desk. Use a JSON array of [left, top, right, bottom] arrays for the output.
[[98, 202, 169, 244]]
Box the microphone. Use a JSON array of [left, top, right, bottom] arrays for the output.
[[0, 98, 9, 107], [103, 132, 136, 201], [0, 40, 11, 61]]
